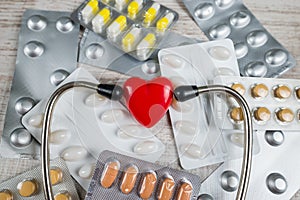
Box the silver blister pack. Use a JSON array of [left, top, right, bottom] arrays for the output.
[[199, 130, 300, 200], [0, 157, 80, 200], [0, 9, 79, 158], [183, 0, 296, 77]]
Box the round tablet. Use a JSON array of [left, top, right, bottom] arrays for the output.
[[50, 167, 63, 185], [274, 85, 291, 99], [254, 107, 271, 122], [231, 83, 245, 95], [251, 83, 268, 98], [276, 108, 294, 123], [54, 192, 72, 200], [230, 107, 244, 122], [17, 179, 39, 197], [0, 189, 13, 200]]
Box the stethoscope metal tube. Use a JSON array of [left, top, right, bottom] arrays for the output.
[[41, 82, 252, 200]]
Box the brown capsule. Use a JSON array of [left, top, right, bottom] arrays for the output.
[[139, 172, 157, 199], [276, 108, 294, 123], [120, 165, 138, 194], [251, 83, 268, 98], [157, 177, 175, 200], [175, 182, 193, 200], [54, 192, 72, 200], [254, 107, 271, 122], [274, 85, 291, 99], [50, 167, 63, 185], [0, 189, 13, 200], [230, 107, 244, 122], [295, 87, 300, 99], [100, 161, 120, 188], [17, 179, 39, 197], [231, 83, 245, 95]]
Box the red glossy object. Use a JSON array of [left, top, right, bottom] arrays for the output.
[[123, 77, 173, 128]]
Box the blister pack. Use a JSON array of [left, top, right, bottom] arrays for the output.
[[158, 39, 240, 170], [199, 130, 300, 200], [0, 157, 80, 200], [72, 0, 178, 61], [213, 75, 300, 131], [22, 68, 165, 189], [183, 0, 296, 77], [0, 9, 79, 158], [85, 150, 201, 200]]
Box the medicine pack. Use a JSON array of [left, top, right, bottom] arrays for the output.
[[72, 0, 178, 61], [182, 0, 296, 78], [158, 39, 240, 170], [0, 157, 80, 200], [85, 150, 201, 200], [213, 75, 300, 131], [199, 130, 300, 200], [0, 9, 79, 158]]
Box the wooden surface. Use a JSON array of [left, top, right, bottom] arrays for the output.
[[0, 0, 300, 199]]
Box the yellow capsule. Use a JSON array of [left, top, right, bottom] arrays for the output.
[[107, 15, 127, 39], [92, 8, 111, 33], [136, 33, 156, 59], [81, 0, 99, 24], [143, 3, 161, 26], [156, 12, 175, 33], [122, 27, 141, 52], [128, 0, 143, 19], [115, 0, 130, 10]]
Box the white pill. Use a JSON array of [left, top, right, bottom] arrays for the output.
[[175, 121, 197, 136], [28, 114, 44, 128], [213, 67, 236, 76], [180, 143, 204, 159], [230, 133, 244, 147], [49, 130, 70, 144], [61, 146, 88, 161], [101, 109, 125, 123], [79, 163, 95, 179], [161, 54, 184, 69], [133, 140, 157, 154], [208, 46, 231, 61], [171, 100, 193, 113], [85, 93, 107, 107], [117, 125, 143, 139]]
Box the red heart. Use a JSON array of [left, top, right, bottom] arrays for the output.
[[123, 77, 173, 128]]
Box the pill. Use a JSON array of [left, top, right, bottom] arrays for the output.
[[220, 171, 239, 192], [24, 41, 44, 58], [27, 15, 47, 31], [244, 61, 268, 77], [234, 43, 248, 59], [157, 177, 175, 200], [50, 167, 63, 185], [100, 160, 120, 188], [15, 97, 35, 115], [17, 179, 39, 197], [265, 49, 288, 67], [122, 27, 141, 52], [247, 30, 268, 48], [230, 107, 244, 122], [161, 54, 184, 69], [251, 83, 269, 98], [208, 24, 231, 39], [79, 163, 95, 179], [231, 83, 245, 95], [274, 85, 291, 99], [10, 128, 32, 148], [85, 93, 107, 107], [120, 165, 139, 194], [0, 189, 13, 200], [54, 192, 72, 200], [266, 173, 287, 194], [139, 172, 157, 199], [295, 87, 300, 99], [101, 109, 125, 123], [208, 46, 231, 61], [28, 113, 44, 128], [194, 3, 215, 20], [107, 15, 127, 39], [230, 132, 243, 147], [265, 131, 285, 146], [81, 0, 99, 24], [133, 140, 158, 154], [127, 0, 143, 19], [276, 108, 294, 123], [50, 69, 69, 86], [230, 11, 250, 28], [175, 182, 193, 200], [143, 3, 161, 26], [172, 99, 193, 113], [115, 0, 130, 10], [137, 33, 156, 59], [49, 130, 70, 144], [175, 120, 197, 136], [85, 43, 104, 60], [156, 12, 175, 33], [61, 146, 88, 161], [117, 124, 143, 139], [180, 143, 204, 159], [92, 8, 111, 33], [254, 107, 271, 122]]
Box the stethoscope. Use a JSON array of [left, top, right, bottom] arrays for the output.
[[40, 81, 253, 200]]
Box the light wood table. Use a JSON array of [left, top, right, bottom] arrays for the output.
[[0, 0, 299, 199]]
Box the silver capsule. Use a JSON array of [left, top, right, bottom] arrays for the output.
[[56, 17, 74, 33], [27, 15, 47, 31], [24, 41, 44, 58], [234, 42, 248, 59], [10, 128, 32, 148], [194, 3, 215, 19], [230, 11, 250, 28], [209, 24, 231, 39], [220, 171, 239, 192], [247, 31, 268, 47], [50, 69, 69, 86], [265, 49, 288, 67], [215, 0, 233, 8], [85, 43, 104, 60], [15, 97, 35, 115], [266, 173, 287, 194], [244, 62, 268, 77]]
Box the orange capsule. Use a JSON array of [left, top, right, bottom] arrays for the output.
[[157, 177, 175, 200], [120, 165, 139, 194], [175, 182, 193, 200], [100, 160, 120, 188], [139, 171, 157, 199]]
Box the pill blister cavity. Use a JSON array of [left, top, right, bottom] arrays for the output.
[[92, 8, 111, 33], [209, 24, 231, 39], [61, 146, 88, 161], [27, 15, 47, 31], [100, 160, 120, 188], [81, 0, 99, 24], [213, 67, 236, 76], [50, 69, 69, 86], [54, 191, 72, 200], [136, 33, 156, 59], [85, 43, 105, 59], [107, 15, 127, 40], [231, 83, 245, 95], [10, 128, 32, 148], [215, 0, 233, 8], [120, 165, 138, 194], [157, 177, 175, 200], [15, 97, 35, 115], [294, 87, 300, 100], [229, 107, 244, 123], [208, 46, 231, 61], [142, 60, 159, 75], [266, 173, 287, 194], [229, 132, 243, 147], [85, 93, 107, 107], [79, 163, 95, 179], [175, 120, 196, 136], [28, 114, 44, 128], [275, 108, 294, 123], [156, 12, 175, 33], [0, 189, 13, 200], [234, 43, 248, 59], [230, 11, 250, 28], [265, 49, 288, 67], [175, 181, 193, 200], [101, 109, 125, 123], [133, 140, 158, 154], [180, 143, 204, 159], [244, 62, 267, 77], [24, 41, 44, 58], [265, 130, 284, 146], [17, 179, 39, 197], [220, 171, 239, 192], [161, 54, 185, 69], [172, 99, 193, 113], [117, 124, 143, 139], [50, 167, 63, 185], [251, 83, 269, 99], [143, 3, 161, 26], [49, 129, 71, 144], [128, 0, 143, 19], [253, 107, 271, 123], [139, 171, 157, 199], [247, 31, 268, 47], [56, 17, 74, 33], [194, 3, 215, 19], [198, 194, 214, 200], [273, 85, 291, 100]]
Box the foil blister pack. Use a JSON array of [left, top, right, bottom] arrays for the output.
[[183, 0, 296, 77], [213, 75, 300, 131], [158, 39, 240, 170], [0, 157, 80, 200], [72, 0, 178, 61], [199, 130, 300, 200], [0, 9, 79, 158], [86, 150, 201, 200]]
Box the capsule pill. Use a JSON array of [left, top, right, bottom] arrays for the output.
[[276, 108, 294, 123], [175, 182, 193, 200], [100, 160, 120, 188], [251, 83, 268, 98], [157, 177, 175, 200], [273, 85, 291, 99], [17, 179, 39, 197], [139, 171, 157, 199], [120, 165, 138, 194]]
